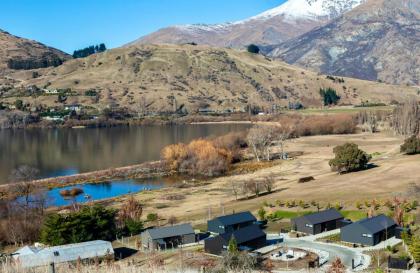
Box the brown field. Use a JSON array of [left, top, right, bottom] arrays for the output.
[[109, 131, 419, 227]]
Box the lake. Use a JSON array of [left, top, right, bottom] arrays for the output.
[[45, 176, 177, 207], [0, 124, 250, 184]]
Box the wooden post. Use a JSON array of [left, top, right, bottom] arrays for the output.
[[49, 262, 55, 273]]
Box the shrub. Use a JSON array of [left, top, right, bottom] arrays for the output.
[[40, 205, 117, 246], [320, 88, 340, 106], [247, 44, 260, 54], [257, 207, 267, 221], [161, 139, 233, 176], [59, 187, 84, 197], [146, 213, 158, 222], [296, 114, 356, 136], [14, 99, 24, 110], [400, 135, 420, 155], [298, 176, 315, 183], [122, 219, 143, 235], [329, 143, 371, 174]]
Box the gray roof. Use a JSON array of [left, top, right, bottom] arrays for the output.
[[353, 215, 397, 234], [213, 211, 256, 226], [146, 223, 194, 240], [13, 240, 113, 268], [220, 225, 266, 245], [297, 209, 343, 225]]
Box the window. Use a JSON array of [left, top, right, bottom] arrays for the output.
[[362, 234, 372, 238], [305, 224, 313, 228], [53, 251, 60, 256]]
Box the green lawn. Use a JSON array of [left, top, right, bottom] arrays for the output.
[[268, 210, 314, 220], [268, 210, 367, 221], [341, 210, 367, 221]]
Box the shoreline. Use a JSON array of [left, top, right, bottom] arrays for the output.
[[0, 161, 167, 198]]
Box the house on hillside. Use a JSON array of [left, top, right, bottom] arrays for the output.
[[64, 104, 82, 112], [341, 215, 398, 246], [140, 223, 196, 251], [13, 240, 114, 268], [291, 209, 344, 235], [204, 224, 266, 255], [207, 211, 257, 235]]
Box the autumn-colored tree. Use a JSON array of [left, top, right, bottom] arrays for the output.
[[161, 143, 188, 171], [118, 196, 143, 235], [118, 196, 143, 222], [161, 139, 232, 176]]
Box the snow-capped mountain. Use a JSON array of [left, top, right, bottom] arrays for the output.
[[248, 0, 364, 21], [129, 0, 364, 48], [268, 0, 420, 85]]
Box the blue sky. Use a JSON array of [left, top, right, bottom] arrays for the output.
[[1, 0, 285, 54]]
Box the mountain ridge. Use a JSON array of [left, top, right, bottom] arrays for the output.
[[129, 0, 364, 49], [0, 29, 71, 71], [267, 0, 420, 85], [3, 44, 418, 114]]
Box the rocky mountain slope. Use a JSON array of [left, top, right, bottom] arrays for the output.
[[0, 29, 71, 71], [268, 0, 420, 85], [130, 0, 364, 48], [5, 44, 418, 113]]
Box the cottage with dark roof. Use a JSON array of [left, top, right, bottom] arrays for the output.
[[141, 223, 196, 250], [291, 209, 344, 235], [207, 211, 257, 235], [205, 224, 266, 255], [340, 215, 397, 246]]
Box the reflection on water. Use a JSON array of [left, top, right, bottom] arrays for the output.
[[0, 124, 250, 184], [46, 177, 165, 207]]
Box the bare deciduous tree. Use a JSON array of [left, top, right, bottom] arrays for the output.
[[230, 181, 240, 201], [245, 180, 263, 197], [247, 124, 293, 161], [262, 176, 275, 193], [168, 216, 178, 226], [118, 195, 143, 225], [275, 123, 294, 158], [9, 165, 39, 183], [391, 99, 420, 136]]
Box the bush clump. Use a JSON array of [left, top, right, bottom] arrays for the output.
[[400, 135, 420, 155], [320, 88, 340, 106], [161, 139, 233, 177], [247, 44, 260, 54], [329, 143, 371, 174]]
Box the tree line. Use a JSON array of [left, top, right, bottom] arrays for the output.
[[72, 43, 107, 59]]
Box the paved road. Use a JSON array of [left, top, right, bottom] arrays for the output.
[[281, 239, 359, 268]]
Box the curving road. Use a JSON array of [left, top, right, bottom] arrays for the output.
[[282, 239, 358, 268]]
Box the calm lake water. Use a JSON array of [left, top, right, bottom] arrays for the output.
[[46, 177, 171, 207], [0, 124, 250, 184]]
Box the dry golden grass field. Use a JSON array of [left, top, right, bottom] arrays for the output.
[[108, 131, 419, 227]]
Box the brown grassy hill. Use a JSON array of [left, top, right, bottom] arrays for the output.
[[5, 44, 419, 113], [0, 29, 71, 71]]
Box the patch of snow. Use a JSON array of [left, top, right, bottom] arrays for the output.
[[173, 0, 365, 34], [243, 0, 365, 22]]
